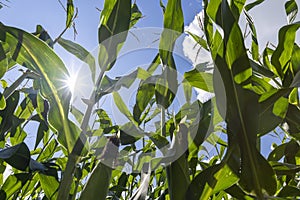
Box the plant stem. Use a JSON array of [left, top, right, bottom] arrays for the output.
[[57, 68, 106, 200], [161, 106, 171, 200]]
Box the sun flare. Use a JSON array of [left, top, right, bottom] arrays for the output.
[[63, 68, 79, 97], [66, 75, 77, 94]]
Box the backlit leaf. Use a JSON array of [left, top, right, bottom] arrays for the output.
[[58, 37, 96, 82], [285, 0, 298, 24], [98, 0, 131, 71]]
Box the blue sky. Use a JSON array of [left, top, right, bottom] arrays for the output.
[[0, 0, 201, 53]]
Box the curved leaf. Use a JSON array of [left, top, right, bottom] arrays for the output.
[[0, 142, 30, 171], [186, 164, 238, 199], [58, 37, 96, 82], [271, 22, 300, 79], [66, 0, 74, 28], [0, 24, 77, 152], [285, 0, 298, 24], [80, 137, 119, 200], [98, 0, 131, 71], [205, 0, 277, 197]]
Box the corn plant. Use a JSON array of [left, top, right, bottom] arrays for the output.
[[0, 0, 299, 199]]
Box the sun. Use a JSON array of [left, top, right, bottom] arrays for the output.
[[63, 67, 79, 97], [66, 75, 77, 94]]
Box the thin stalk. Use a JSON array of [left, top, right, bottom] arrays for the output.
[[53, 8, 78, 44], [71, 161, 85, 200], [161, 106, 171, 200], [3, 70, 39, 99], [57, 68, 106, 200], [256, 137, 261, 152]]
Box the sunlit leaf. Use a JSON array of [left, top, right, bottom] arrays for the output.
[[119, 122, 143, 145], [96, 108, 112, 130], [66, 0, 74, 28], [285, 0, 298, 24], [271, 22, 300, 79], [80, 137, 119, 200], [0, 93, 5, 110], [32, 25, 54, 48], [98, 0, 131, 71], [244, 11, 259, 61], [184, 69, 213, 92], [130, 3, 142, 28], [244, 0, 265, 11], [0, 24, 77, 152], [112, 91, 135, 124], [0, 173, 31, 199], [186, 164, 238, 199], [156, 0, 183, 109], [168, 124, 190, 200], [58, 37, 96, 82], [0, 41, 15, 78], [39, 173, 59, 199], [205, 0, 277, 196], [187, 31, 208, 51]]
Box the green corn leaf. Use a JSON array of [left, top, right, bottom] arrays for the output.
[[285, 104, 300, 135], [80, 137, 119, 200], [66, 0, 74, 28], [187, 31, 209, 51], [112, 91, 135, 124], [205, 0, 277, 197], [186, 163, 239, 199], [0, 143, 30, 171], [291, 44, 300, 74], [39, 173, 59, 199], [70, 105, 84, 124], [98, 0, 131, 71], [0, 173, 31, 199], [0, 41, 15, 78], [156, 0, 183, 109], [0, 93, 5, 110], [244, 11, 259, 61], [277, 185, 300, 198], [244, 0, 265, 11], [225, 184, 254, 200], [133, 55, 161, 123], [285, 0, 298, 24], [95, 108, 112, 130], [32, 25, 54, 48], [270, 161, 300, 176], [184, 69, 213, 92], [133, 83, 155, 124], [155, 66, 178, 108], [58, 37, 96, 82], [268, 143, 287, 162], [0, 91, 19, 141], [159, 0, 183, 64], [271, 22, 300, 79], [230, 0, 246, 20], [0, 24, 77, 152], [168, 124, 190, 200], [130, 3, 142, 28]]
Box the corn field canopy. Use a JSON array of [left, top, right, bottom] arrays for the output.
[[0, 0, 299, 199]]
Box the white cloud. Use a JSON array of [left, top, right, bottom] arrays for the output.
[[241, 0, 300, 50], [183, 11, 212, 66]]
